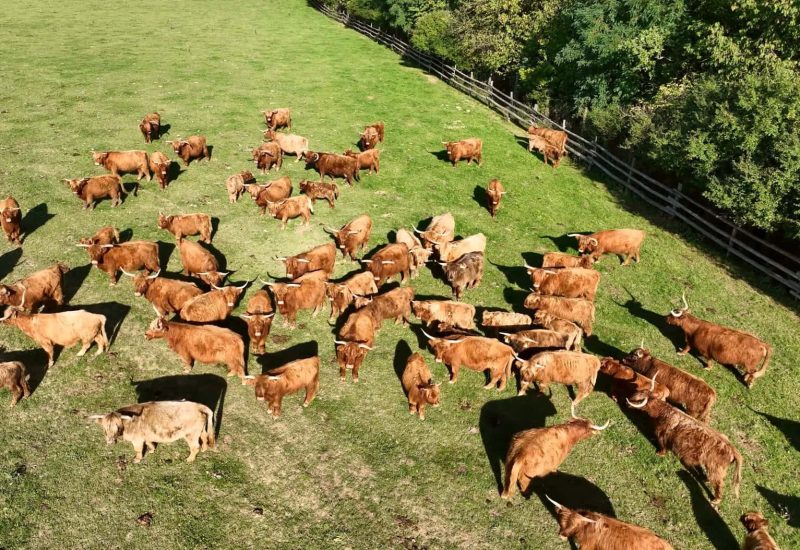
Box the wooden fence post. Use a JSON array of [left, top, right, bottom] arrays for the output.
[[587, 137, 598, 170], [726, 227, 738, 259], [626, 157, 635, 185]]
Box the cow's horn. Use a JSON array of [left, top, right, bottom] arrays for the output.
[[412, 227, 423, 234], [681, 292, 688, 310], [346, 230, 360, 235], [323, 226, 337, 234], [274, 256, 287, 261], [297, 259, 311, 263], [333, 340, 347, 345], [649, 372, 658, 391], [240, 314, 252, 319], [590, 420, 610, 431], [567, 233, 582, 237], [147, 270, 160, 279], [259, 278, 273, 286], [0, 307, 14, 321], [357, 344, 372, 350], [286, 283, 301, 288], [589, 238, 598, 245], [211, 284, 224, 290], [151, 304, 162, 317], [75, 243, 91, 248], [236, 280, 250, 290], [100, 244, 114, 248], [511, 351, 525, 362], [543, 270, 557, 275], [420, 329, 437, 340], [626, 396, 648, 409], [88, 414, 106, 420], [640, 339, 644, 349], [120, 268, 137, 278], [670, 309, 683, 317], [381, 260, 394, 265], [524, 263, 534, 270], [545, 495, 564, 511], [570, 401, 579, 419]]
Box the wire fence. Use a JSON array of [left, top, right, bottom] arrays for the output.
[[313, 2, 800, 299]]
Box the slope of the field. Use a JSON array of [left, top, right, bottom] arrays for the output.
[[0, 1, 798, 548]]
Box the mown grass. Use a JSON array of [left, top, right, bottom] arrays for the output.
[[0, 0, 798, 548]]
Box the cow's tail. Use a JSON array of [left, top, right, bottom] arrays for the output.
[[20, 369, 31, 398], [119, 180, 130, 194], [113, 227, 120, 242], [307, 195, 314, 214], [98, 316, 109, 351], [204, 406, 216, 449], [755, 343, 772, 381], [505, 354, 514, 382], [731, 446, 743, 498]]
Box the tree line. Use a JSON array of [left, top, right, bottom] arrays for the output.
[[323, 0, 800, 243]]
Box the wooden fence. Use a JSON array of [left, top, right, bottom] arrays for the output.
[[313, 2, 800, 299]]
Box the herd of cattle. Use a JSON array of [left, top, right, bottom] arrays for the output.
[[0, 109, 781, 548]]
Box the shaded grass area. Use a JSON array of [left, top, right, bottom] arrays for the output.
[[0, 0, 798, 548]]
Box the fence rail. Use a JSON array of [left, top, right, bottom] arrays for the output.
[[313, 2, 800, 299]]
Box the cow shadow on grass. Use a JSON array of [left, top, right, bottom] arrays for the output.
[[502, 287, 530, 314], [117, 228, 134, 242], [491, 260, 530, 290], [749, 409, 800, 452], [133, 373, 226, 438], [167, 161, 186, 185], [757, 485, 800, 528], [582, 335, 626, 359], [21, 203, 54, 241], [0, 247, 22, 280], [157, 123, 171, 139], [210, 217, 220, 242], [0, 347, 50, 395], [62, 263, 92, 304], [62, 301, 130, 347], [616, 290, 685, 351], [542, 234, 578, 253], [678, 470, 738, 550], [479, 393, 557, 494], [216, 315, 251, 371], [156, 241, 176, 271], [429, 149, 451, 164], [471, 185, 490, 215], [256, 341, 318, 374], [535, 471, 616, 517], [393, 339, 413, 384]]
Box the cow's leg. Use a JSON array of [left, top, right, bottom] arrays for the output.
[[179, 355, 194, 373], [418, 402, 426, 421], [10, 387, 22, 407], [272, 396, 283, 418], [303, 379, 318, 407], [517, 474, 533, 496], [352, 362, 360, 383], [42, 343, 55, 367], [622, 254, 632, 266], [76, 339, 92, 357], [94, 333, 106, 355], [145, 441, 156, 453], [339, 363, 347, 382], [185, 438, 200, 462], [574, 383, 591, 405], [408, 400, 417, 415], [449, 364, 459, 384], [132, 440, 145, 463], [705, 358, 714, 370], [501, 459, 522, 499], [709, 468, 724, 508], [203, 146, 210, 160], [53, 286, 64, 306], [677, 339, 691, 355]]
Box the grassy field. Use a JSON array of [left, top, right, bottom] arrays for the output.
[[0, 0, 798, 548]]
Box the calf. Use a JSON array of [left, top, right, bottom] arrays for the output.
[[263, 271, 327, 328], [546, 497, 673, 549], [527, 134, 562, 167], [395, 228, 432, 278], [623, 346, 717, 422], [443, 138, 483, 166], [364, 122, 384, 142], [501, 406, 608, 498], [168, 136, 210, 166], [245, 357, 319, 418], [361, 286, 414, 327], [178, 238, 228, 287], [92, 150, 151, 181], [145, 318, 246, 381], [267, 195, 313, 229], [600, 357, 670, 403], [529, 267, 601, 301], [527, 125, 567, 156], [278, 242, 336, 280], [486, 179, 505, 217], [91, 400, 214, 463], [325, 271, 378, 321], [541, 252, 594, 269], [0, 263, 68, 312], [158, 213, 212, 243], [516, 350, 600, 404], [324, 215, 372, 260], [422, 330, 514, 390], [524, 294, 595, 336], [335, 309, 378, 383], [225, 170, 257, 203], [1, 308, 108, 367], [79, 226, 119, 246], [303, 151, 359, 185], [241, 290, 274, 354], [63, 175, 127, 209], [532, 310, 583, 351], [402, 353, 441, 420], [125, 271, 203, 317], [264, 129, 308, 160], [360, 243, 411, 286], [299, 179, 339, 208], [441, 251, 484, 300], [414, 212, 455, 250], [626, 390, 742, 507], [148, 151, 171, 189], [436, 233, 486, 263], [569, 229, 645, 265], [481, 311, 532, 329], [501, 329, 572, 354], [248, 176, 293, 214], [359, 126, 380, 150], [254, 143, 283, 173], [0, 197, 22, 245], [344, 148, 380, 174], [139, 112, 161, 143], [85, 241, 159, 285], [740, 512, 780, 550], [0, 361, 30, 407], [666, 296, 771, 388], [412, 300, 476, 331], [179, 282, 247, 323], [262, 108, 292, 131]]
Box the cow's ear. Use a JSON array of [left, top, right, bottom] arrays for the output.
[[119, 413, 135, 421]]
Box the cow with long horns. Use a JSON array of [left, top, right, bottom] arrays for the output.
[[360, 286, 414, 327], [123, 270, 203, 317], [435, 233, 486, 264], [276, 242, 336, 280], [442, 138, 483, 166], [515, 350, 600, 404], [541, 252, 594, 269], [81, 241, 159, 285], [245, 356, 320, 418], [422, 330, 514, 390], [178, 282, 248, 323], [441, 251, 484, 300], [623, 345, 716, 423], [666, 294, 772, 388], [139, 112, 161, 143], [262, 108, 292, 131], [302, 151, 359, 185], [402, 353, 441, 420], [177, 238, 228, 287], [545, 495, 674, 549], [253, 144, 283, 173], [360, 243, 411, 286], [569, 229, 645, 265], [79, 226, 120, 246], [528, 267, 601, 301], [524, 294, 595, 336], [0, 263, 68, 312], [168, 136, 210, 166], [414, 212, 455, 250], [500, 329, 572, 354], [325, 271, 377, 321], [532, 311, 583, 352], [600, 358, 670, 403], [335, 309, 378, 383], [395, 228, 432, 278], [262, 271, 327, 328], [241, 290, 274, 355], [412, 300, 476, 332], [247, 176, 293, 214], [626, 390, 742, 507], [486, 179, 505, 218], [226, 170, 257, 203], [63, 175, 128, 209], [324, 214, 372, 261], [359, 126, 380, 150], [501, 403, 609, 499], [149, 151, 171, 190]]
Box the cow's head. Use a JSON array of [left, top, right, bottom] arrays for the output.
[[544, 496, 597, 542], [279, 255, 309, 279], [599, 357, 625, 377], [144, 317, 168, 340], [167, 140, 189, 155], [63, 178, 89, 194], [86, 243, 114, 265], [530, 268, 558, 290], [91, 152, 108, 166], [241, 312, 274, 339], [302, 151, 320, 166], [240, 170, 256, 184], [266, 200, 284, 216], [418, 380, 441, 406], [740, 512, 769, 534], [664, 293, 690, 326], [90, 411, 134, 445], [420, 329, 464, 361], [197, 270, 228, 287], [247, 183, 266, 199], [211, 281, 248, 307], [621, 345, 652, 369], [262, 281, 296, 308], [0, 285, 21, 307], [123, 269, 160, 296], [568, 233, 599, 256], [334, 341, 372, 373], [156, 213, 172, 230]]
